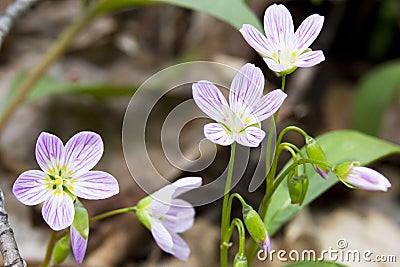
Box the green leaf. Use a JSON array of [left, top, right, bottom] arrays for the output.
[[352, 60, 400, 135], [283, 261, 347, 267], [266, 130, 400, 236], [3, 72, 137, 107], [53, 234, 70, 265], [94, 0, 262, 31]]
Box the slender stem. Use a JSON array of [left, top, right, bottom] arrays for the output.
[[220, 142, 237, 267], [247, 158, 332, 263], [228, 218, 246, 254], [41, 231, 58, 267], [277, 125, 308, 146], [90, 206, 136, 223]]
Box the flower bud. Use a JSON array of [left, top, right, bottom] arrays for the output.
[[306, 136, 329, 179], [242, 204, 271, 251], [333, 161, 391, 191], [233, 253, 248, 267], [287, 174, 309, 205]]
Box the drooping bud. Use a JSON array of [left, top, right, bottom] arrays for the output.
[[287, 174, 309, 205], [333, 161, 391, 191], [53, 234, 70, 265], [306, 136, 330, 179], [242, 204, 271, 251], [233, 252, 248, 267]]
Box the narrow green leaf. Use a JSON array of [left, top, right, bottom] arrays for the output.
[[283, 261, 347, 267], [266, 130, 400, 235], [94, 0, 262, 31], [3, 72, 138, 107], [352, 60, 400, 135]]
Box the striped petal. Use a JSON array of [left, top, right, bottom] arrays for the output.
[[204, 123, 234, 146], [253, 89, 287, 121], [294, 14, 324, 52], [264, 58, 293, 73], [12, 170, 51, 206], [72, 171, 119, 200], [35, 132, 64, 174], [42, 192, 74, 231], [235, 126, 266, 148], [192, 81, 230, 122], [264, 4, 294, 47], [162, 199, 195, 233], [295, 50, 325, 68], [70, 225, 88, 265], [229, 63, 264, 119], [63, 131, 103, 176], [240, 24, 274, 57]]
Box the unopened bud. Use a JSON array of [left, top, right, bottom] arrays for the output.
[[233, 253, 248, 267], [287, 174, 309, 205], [242, 204, 271, 251]]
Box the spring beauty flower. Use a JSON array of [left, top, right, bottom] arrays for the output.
[[192, 63, 286, 147], [240, 4, 325, 74], [13, 131, 119, 231], [136, 177, 202, 261], [333, 162, 391, 191]]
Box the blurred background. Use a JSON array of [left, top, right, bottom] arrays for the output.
[[0, 0, 399, 266]]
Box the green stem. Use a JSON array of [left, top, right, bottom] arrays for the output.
[[220, 142, 237, 267], [228, 218, 246, 255], [41, 231, 60, 267], [90, 206, 136, 223], [247, 158, 332, 263], [276, 125, 308, 146]]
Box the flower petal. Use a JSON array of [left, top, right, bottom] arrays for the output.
[[253, 89, 287, 121], [42, 192, 74, 231], [151, 219, 174, 254], [264, 4, 294, 47], [192, 81, 230, 122], [240, 24, 275, 57], [204, 123, 234, 146], [264, 58, 293, 73], [229, 63, 264, 119], [347, 167, 391, 191], [294, 14, 324, 52], [170, 232, 191, 261], [70, 225, 88, 265], [235, 126, 266, 148], [63, 131, 104, 176], [163, 199, 195, 233], [13, 170, 51, 206], [72, 171, 119, 200], [35, 132, 64, 174], [295, 50, 325, 68]]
